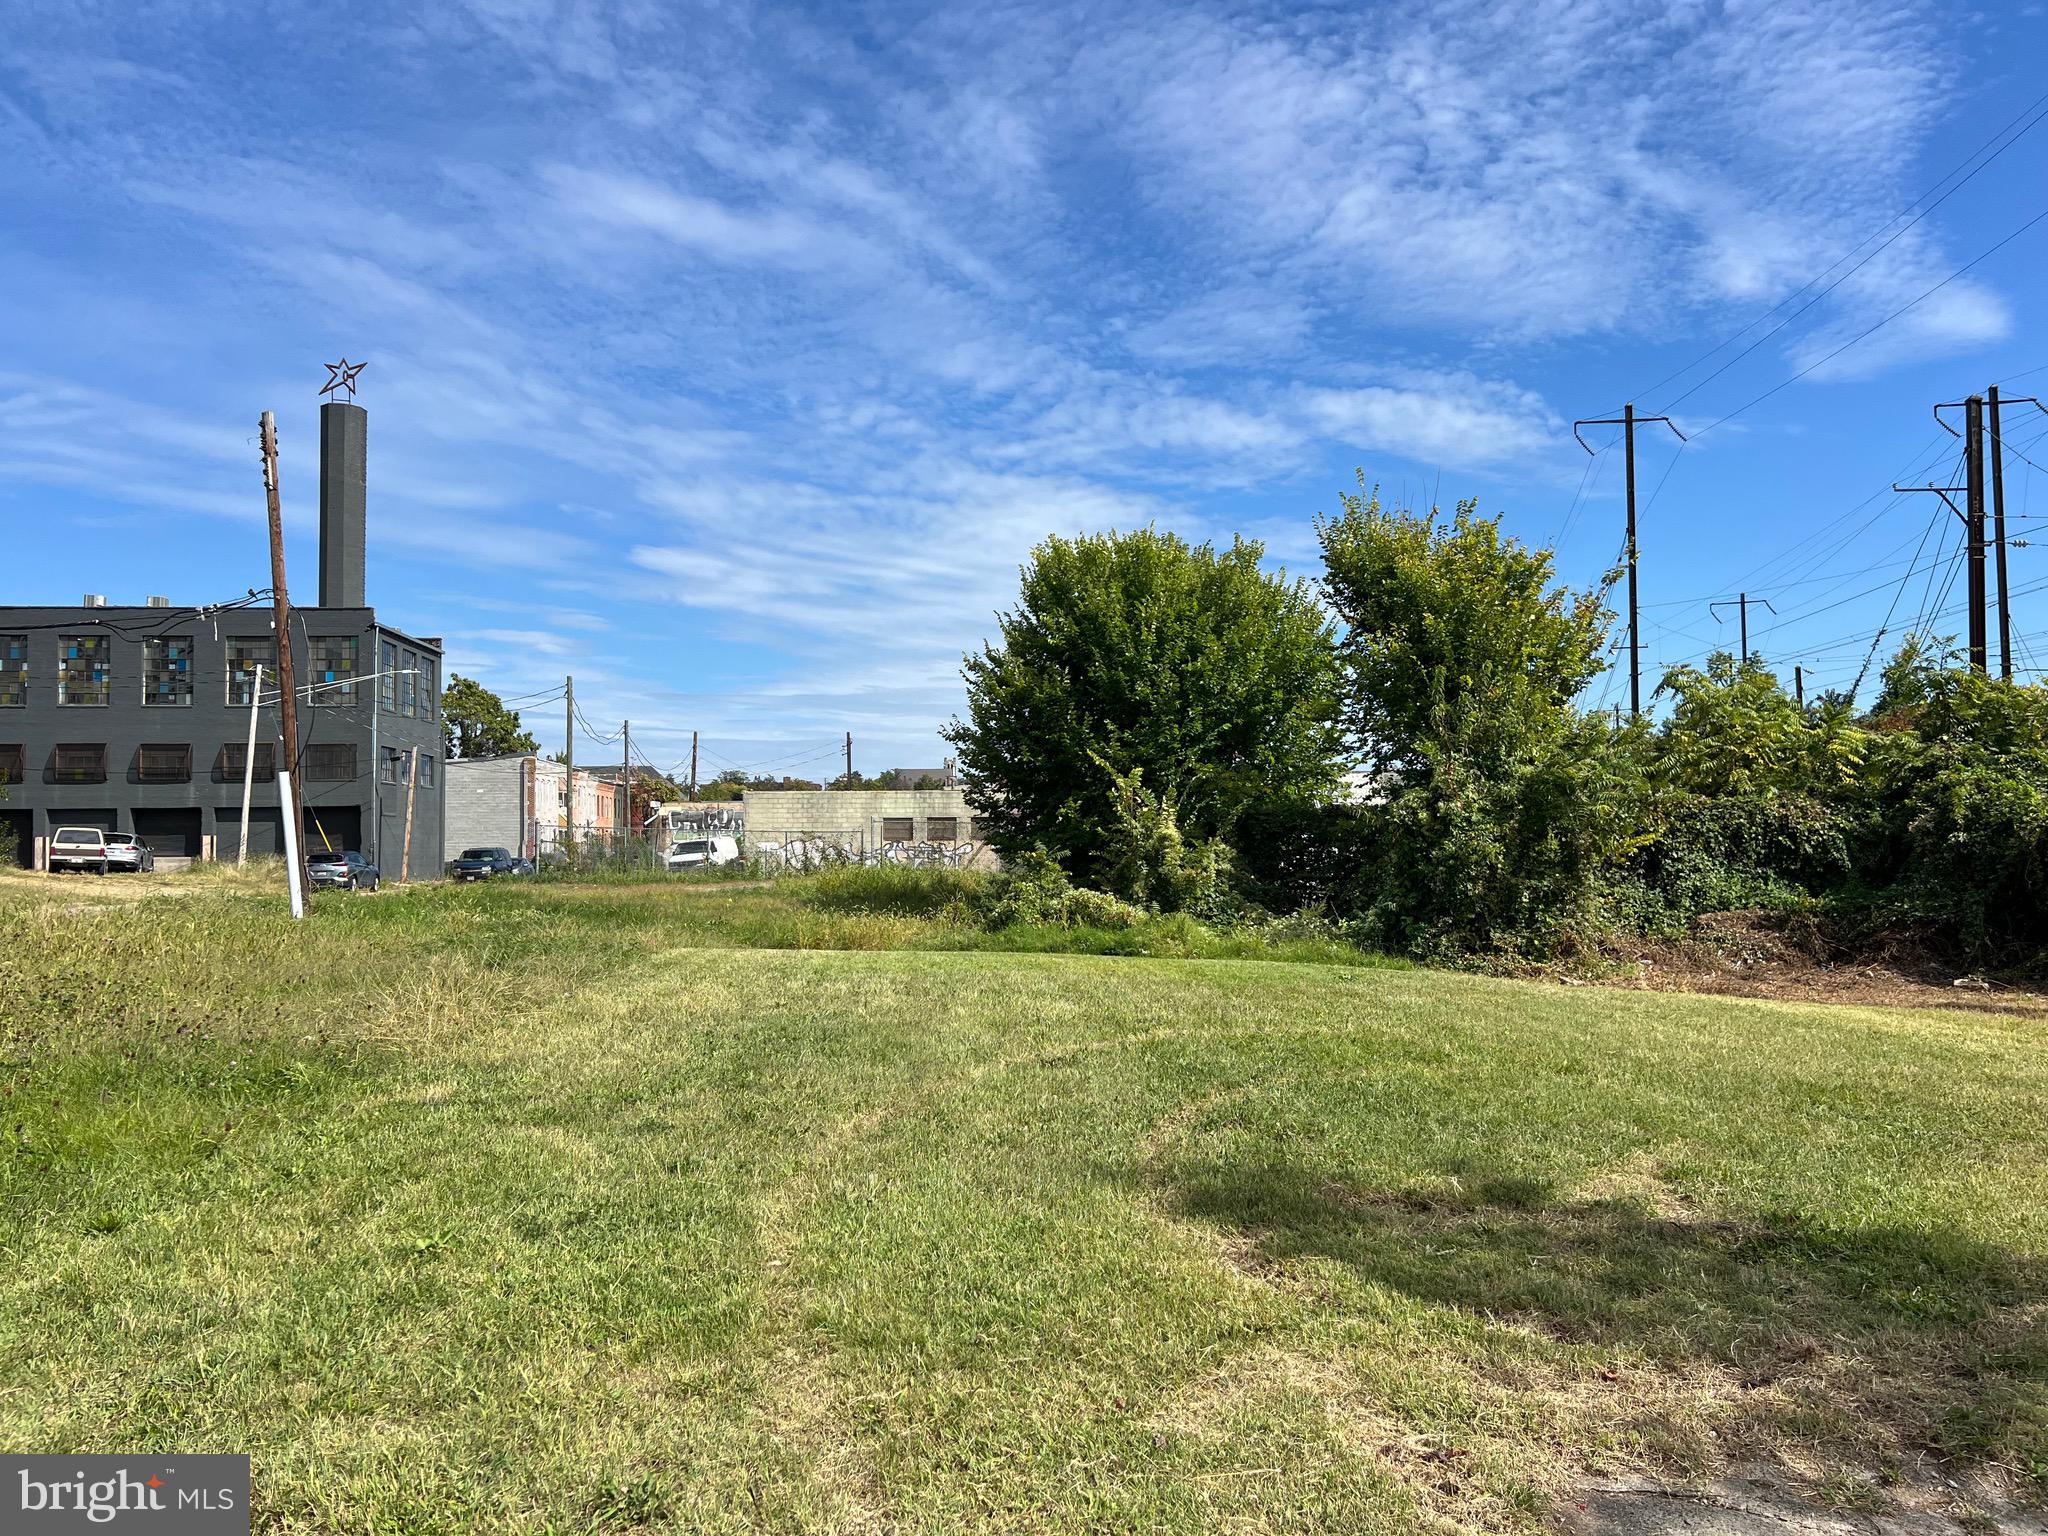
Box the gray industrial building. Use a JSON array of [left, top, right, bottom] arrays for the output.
[[0, 398, 445, 876]]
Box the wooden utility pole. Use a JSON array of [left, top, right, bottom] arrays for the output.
[[619, 719, 631, 847], [238, 662, 263, 866], [564, 674, 575, 851], [1794, 666, 1805, 708], [689, 730, 698, 801], [260, 411, 306, 917], [401, 746, 419, 881], [1574, 403, 1687, 717], [845, 731, 853, 785]]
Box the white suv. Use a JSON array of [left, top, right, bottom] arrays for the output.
[[48, 826, 109, 874]]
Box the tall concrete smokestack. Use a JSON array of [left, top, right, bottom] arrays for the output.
[[319, 399, 367, 607]]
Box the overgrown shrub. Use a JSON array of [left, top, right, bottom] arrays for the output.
[[1093, 758, 1233, 916], [973, 850, 1145, 930], [1601, 792, 1850, 936]]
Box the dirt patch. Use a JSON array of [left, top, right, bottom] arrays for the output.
[[1565, 1460, 2048, 1534], [1585, 911, 2048, 1016]]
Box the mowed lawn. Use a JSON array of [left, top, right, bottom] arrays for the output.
[[1, 876, 2043, 1533]]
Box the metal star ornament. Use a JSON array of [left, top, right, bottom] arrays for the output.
[[319, 358, 368, 401]]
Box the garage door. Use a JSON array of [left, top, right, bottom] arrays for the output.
[[133, 807, 203, 858]]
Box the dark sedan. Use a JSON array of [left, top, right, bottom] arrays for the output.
[[449, 846, 534, 882], [307, 849, 381, 892]]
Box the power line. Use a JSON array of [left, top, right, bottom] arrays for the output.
[[1623, 85, 2048, 414], [1694, 201, 2048, 439]]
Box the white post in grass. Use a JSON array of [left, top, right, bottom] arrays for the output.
[[278, 767, 306, 919], [238, 662, 263, 867]]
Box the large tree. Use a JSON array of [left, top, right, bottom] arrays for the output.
[[1315, 483, 1635, 953], [442, 675, 539, 759], [945, 529, 1342, 883]]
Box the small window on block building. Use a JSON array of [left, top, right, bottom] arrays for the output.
[[225, 636, 275, 706], [924, 816, 958, 842], [136, 744, 192, 783], [142, 636, 194, 706], [218, 742, 276, 782], [0, 636, 26, 707], [307, 743, 358, 782], [54, 743, 108, 783], [881, 817, 914, 843], [310, 636, 360, 703], [971, 816, 991, 842], [57, 636, 110, 706]]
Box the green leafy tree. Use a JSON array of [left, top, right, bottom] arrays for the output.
[[946, 528, 1343, 884], [1652, 652, 1864, 797], [1317, 484, 1641, 953], [442, 675, 539, 759], [1318, 479, 1608, 775]]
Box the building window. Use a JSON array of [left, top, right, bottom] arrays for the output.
[[925, 815, 959, 842], [142, 635, 194, 706], [0, 636, 25, 707], [418, 753, 437, 786], [218, 742, 276, 783], [381, 747, 407, 784], [306, 743, 358, 782], [881, 817, 914, 843], [310, 635, 360, 703], [397, 649, 418, 717], [0, 744, 22, 784], [136, 743, 192, 783], [417, 655, 437, 718], [970, 816, 991, 842], [225, 636, 275, 706], [53, 743, 108, 783], [57, 635, 110, 706], [379, 639, 398, 710]]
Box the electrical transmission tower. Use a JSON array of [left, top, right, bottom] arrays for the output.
[[1574, 403, 1687, 717], [1709, 592, 1776, 662]]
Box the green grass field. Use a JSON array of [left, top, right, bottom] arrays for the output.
[[2, 872, 2043, 1532]]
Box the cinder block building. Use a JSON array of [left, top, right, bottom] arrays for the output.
[[0, 398, 445, 875], [743, 786, 997, 867]]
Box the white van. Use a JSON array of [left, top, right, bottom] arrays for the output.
[[665, 835, 741, 871]]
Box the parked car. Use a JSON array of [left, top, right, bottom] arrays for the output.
[[47, 826, 109, 874], [103, 833, 156, 873], [665, 835, 742, 871], [449, 846, 534, 882], [306, 849, 380, 892]]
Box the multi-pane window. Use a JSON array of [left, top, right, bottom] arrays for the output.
[[925, 816, 959, 843], [881, 817, 914, 843], [53, 743, 107, 783], [142, 635, 194, 706], [381, 746, 407, 784], [136, 744, 192, 783], [57, 635, 110, 705], [379, 639, 398, 710], [0, 635, 25, 707], [225, 636, 275, 706], [417, 655, 437, 718], [418, 753, 437, 787], [306, 743, 358, 781], [218, 742, 276, 782], [397, 648, 418, 717], [0, 744, 23, 784], [310, 636, 360, 703]]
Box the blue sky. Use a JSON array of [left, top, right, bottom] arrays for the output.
[[5, 0, 2047, 779]]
